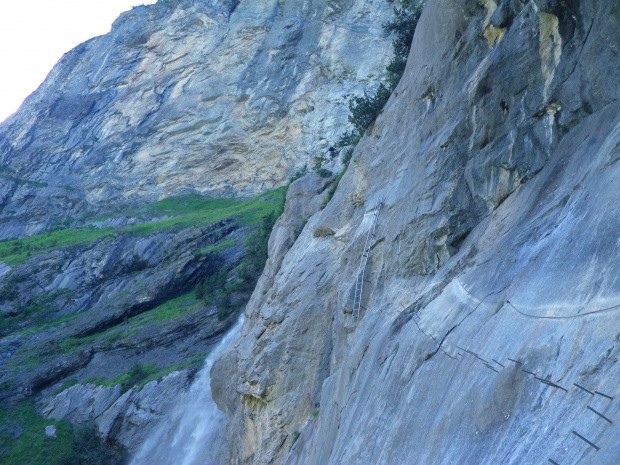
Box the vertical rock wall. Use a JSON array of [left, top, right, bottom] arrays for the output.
[[213, 1, 620, 464]]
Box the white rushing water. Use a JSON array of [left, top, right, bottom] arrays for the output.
[[130, 317, 244, 465]]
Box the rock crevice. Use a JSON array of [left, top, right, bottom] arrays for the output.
[[213, 1, 620, 464]]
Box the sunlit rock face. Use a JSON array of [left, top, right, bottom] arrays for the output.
[[0, 0, 395, 452], [0, 0, 393, 239], [212, 1, 620, 464]]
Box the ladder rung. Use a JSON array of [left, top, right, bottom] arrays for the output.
[[352, 198, 384, 317]]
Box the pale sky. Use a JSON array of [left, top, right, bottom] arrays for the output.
[[0, 0, 158, 123]]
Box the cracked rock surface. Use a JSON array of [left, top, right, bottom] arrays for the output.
[[0, 0, 394, 451], [0, 0, 393, 240], [212, 1, 620, 464]]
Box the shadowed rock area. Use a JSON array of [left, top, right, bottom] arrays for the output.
[[212, 1, 620, 464]]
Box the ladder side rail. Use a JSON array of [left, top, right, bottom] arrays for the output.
[[353, 237, 374, 316], [355, 263, 369, 318], [353, 253, 369, 315], [352, 198, 385, 318], [353, 251, 368, 310], [352, 208, 377, 311], [354, 270, 364, 301], [352, 257, 366, 307]]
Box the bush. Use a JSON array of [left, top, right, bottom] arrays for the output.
[[313, 227, 335, 238], [348, 83, 391, 135], [322, 171, 345, 208], [335, 130, 361, 149], [312, 153, 333, 178], [316, 168, 333, 178], [0, 274, 22, 302], [195, 268, 227, 301], [383, 1, 423, 89], [338, 1, 423, 143], [120, 364, 157, 392], [194, 209, 281, 320], [342, 148, 354, 165], [290, 165, 308, 183], [243, 212, 277, 277], [216, 305, 231, 321], [66, 422, 123, 465]]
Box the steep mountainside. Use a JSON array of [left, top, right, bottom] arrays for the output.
[[0, 0, 397, 457], [0, 0, 393, 240], [213, 1, 620, 464]]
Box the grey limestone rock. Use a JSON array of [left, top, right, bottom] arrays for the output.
[[0, 0, 394, 240], [41, 370, 193, 450], [42, 383, 124, 424], [1, 0, 396, 451], [212, 1, 620, 464], [0, 220, 240, 403], [96, 370, 194, 448], [44, 425, 57, 438]]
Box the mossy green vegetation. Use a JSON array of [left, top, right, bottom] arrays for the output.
[[341, 0, 423, 140], [0, 166, 48, 189], [139, 186, 286, 231], [198, 237, 237, 255], [84, 363, 161, 392], [53, 378, 79, 396], [84, 354, 208, 393], [129, 292, 203, 325], [17, 312, 82, 337], [0, 186, 287, 265], [59, 334, 100, 353], [0, 227, 115, 265], [0, 400, 120, 465], [1, 288, 77, 337], [0, 400, 75, 464], [58, 292, 205, 354], [21, 290, 74, 320]]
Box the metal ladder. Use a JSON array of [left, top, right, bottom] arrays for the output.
[[352, 198, 384, 318]]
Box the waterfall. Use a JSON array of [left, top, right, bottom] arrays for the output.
[[130, 317, 244, 465]]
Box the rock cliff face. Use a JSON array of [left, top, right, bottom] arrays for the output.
[[0, 0, 393, 240], [0, 0, 396, 453], [213, 1, 620, 464]]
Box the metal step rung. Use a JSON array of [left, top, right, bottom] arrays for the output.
[[352, 197, 385, 319]]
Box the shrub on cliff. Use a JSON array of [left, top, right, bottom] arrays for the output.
[[194, 210, 281, 320], [348, 83, 392, 135], [242, 211, 277, 280], [383, 0, 423, 89], [341, 0, 423, 141]]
